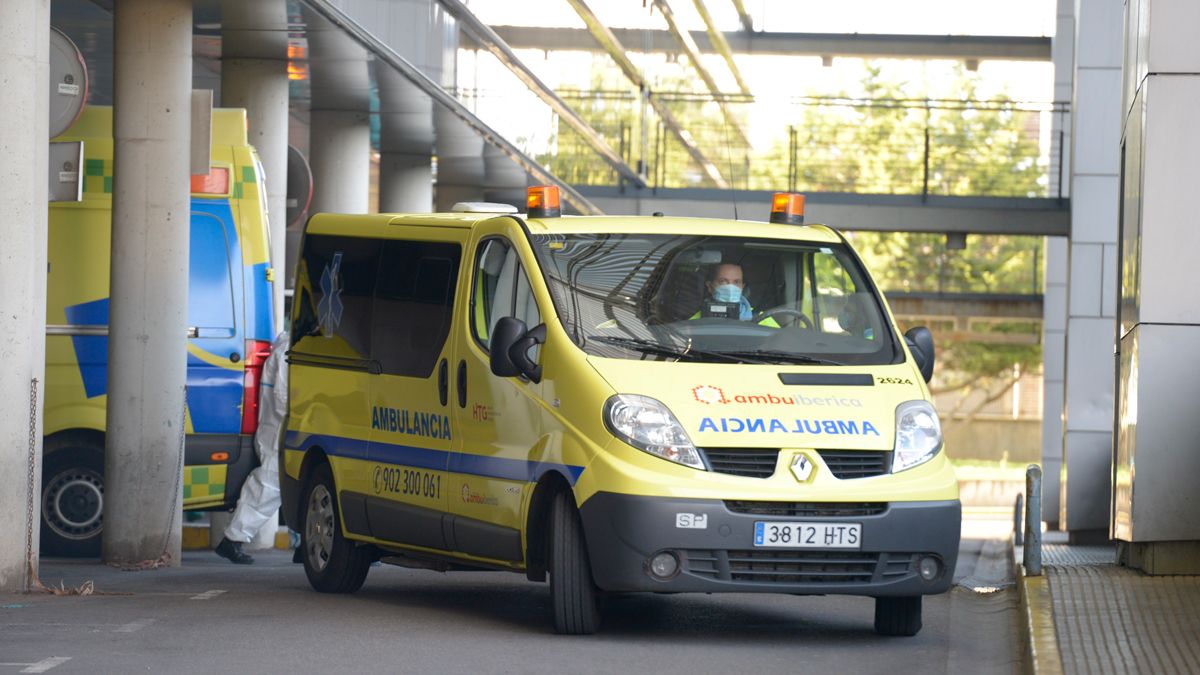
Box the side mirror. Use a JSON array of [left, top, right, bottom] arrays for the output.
[[904, 326, 935, 383], [508, 323, 546, 383], [489, 317, 526, 378], [489, 318, 547, 382]]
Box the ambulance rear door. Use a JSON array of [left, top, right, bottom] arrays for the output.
[[183, 199, 246, 508]]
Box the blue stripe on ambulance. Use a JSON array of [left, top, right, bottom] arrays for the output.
[[63, 297, 109, 399], [284, 431, 586, 485]]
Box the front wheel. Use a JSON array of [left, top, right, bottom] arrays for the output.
[[874, 596, 922, 636], [549, 490, 601, 634], [300, 462, 371, 593]]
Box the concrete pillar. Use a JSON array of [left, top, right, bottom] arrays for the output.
[[482, 144, 529, 209], [1059, 0, 1122, 541], [1041, 236, 1067, 529], [356, 0, 444, 213], [304, 9, 371, 214], [104, 0, 192, 566], [1039, 0, 1074, 530], [1113, 0, 1200, 573], [221, 0, 289, 330], [0, 0, 49, 593], [432, 11, 487, 212], [379, 68, 434, 213], [434, 108, 486, 211]]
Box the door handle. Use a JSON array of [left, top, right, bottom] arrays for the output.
[[438, 358, 449, 407], [456, 360, 467, 409]]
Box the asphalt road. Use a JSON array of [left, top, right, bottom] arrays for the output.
[[2, 523, 1018, 674]]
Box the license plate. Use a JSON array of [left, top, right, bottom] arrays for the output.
[[753, 521, 862, 549]]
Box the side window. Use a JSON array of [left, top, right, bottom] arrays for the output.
[[188, 213, 236, 335], [291, 234, 379, 360], [472, 238, 541, 356], [813, 250, 876, 340], [372, 240, 462, 377]]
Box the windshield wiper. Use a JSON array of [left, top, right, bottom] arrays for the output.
[[714, 349, 846, 366], [585, 335, 696, 360], [588, 335, 764, 363], [587, 336, 784, 364]]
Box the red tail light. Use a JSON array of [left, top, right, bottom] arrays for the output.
[[241, 339, 273, 435]]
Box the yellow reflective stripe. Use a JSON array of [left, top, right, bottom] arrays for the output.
[[183, 464, 228, 503], [187, 343, 242, 370]]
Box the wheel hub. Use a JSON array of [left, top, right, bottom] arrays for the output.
[[305, 484, 335, 572], [43, 468, 104, 540]]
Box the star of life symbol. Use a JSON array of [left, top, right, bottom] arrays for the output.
[[318, 252, 344, 338], [692, 384, 728, 405]]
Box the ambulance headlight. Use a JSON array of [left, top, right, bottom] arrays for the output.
[[892, 400, 943, 473], [604, 395, 705, 471]]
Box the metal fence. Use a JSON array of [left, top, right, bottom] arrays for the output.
[[461, 87, 1070, 199]]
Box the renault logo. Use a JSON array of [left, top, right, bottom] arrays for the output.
[[790, 454, 815, 482]]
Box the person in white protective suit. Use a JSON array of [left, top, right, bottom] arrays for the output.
[[215, 330, 289, 564]]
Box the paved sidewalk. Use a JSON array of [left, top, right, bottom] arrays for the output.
[[1020, 531, 1200, 674]]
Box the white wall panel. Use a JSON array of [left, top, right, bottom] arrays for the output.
[[1065, 316, 1118, 431], [1072, 68, 1123, 175], [1070, 174, 1120, 243], [1068, 243, 1103, 316]]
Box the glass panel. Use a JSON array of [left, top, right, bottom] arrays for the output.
[[291, 234, 380, 360], [531, 233, 896, 366], [188, 213, 236, 331], [372, 240, 462, 378]]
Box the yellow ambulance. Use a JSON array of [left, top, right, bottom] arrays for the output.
[[281, 188, 958, 636], [45, 106, 276, 556]]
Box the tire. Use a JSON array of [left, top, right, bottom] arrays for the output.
[[300, 462, 371, 593], [549, 490, 601, 634], [874, 596, 922, 636], [41, 443, 105, 558]]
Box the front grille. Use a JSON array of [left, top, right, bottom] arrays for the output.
[[724, 501, 888, 517], [817, 450, 891, 479], [702, 448, 780, 478], [684, 549, 917, 585]]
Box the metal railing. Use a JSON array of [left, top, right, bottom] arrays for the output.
[[1022, 464, 1043, 575], [460, 86, 1070, 200]]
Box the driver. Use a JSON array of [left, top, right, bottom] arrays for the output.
[[691, 263, 779, 327]]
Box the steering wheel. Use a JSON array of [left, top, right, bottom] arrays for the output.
[[755, 308, 812, 329]]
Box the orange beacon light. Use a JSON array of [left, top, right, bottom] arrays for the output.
[[769, 192, 805, 225], [527, 186, 561, 218]]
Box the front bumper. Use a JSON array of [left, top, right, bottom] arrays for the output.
[[578, 493, 960, 596]]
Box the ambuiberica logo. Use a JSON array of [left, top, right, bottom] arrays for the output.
[[689, 385, 879, 437], [691, 385, 863, 409]]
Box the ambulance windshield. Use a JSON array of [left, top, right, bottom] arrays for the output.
[[530, 233, 900, 366]]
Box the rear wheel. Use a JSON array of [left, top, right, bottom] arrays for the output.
[[874, 596, 922, 636], [301, 462, 371, 593], [41, 444, 105, 557], [549, 490, 601, 634]]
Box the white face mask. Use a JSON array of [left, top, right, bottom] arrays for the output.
[[713, 283, 742, 303]]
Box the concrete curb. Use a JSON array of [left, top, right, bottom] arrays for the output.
[[1013, 541, 1064, 674]]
